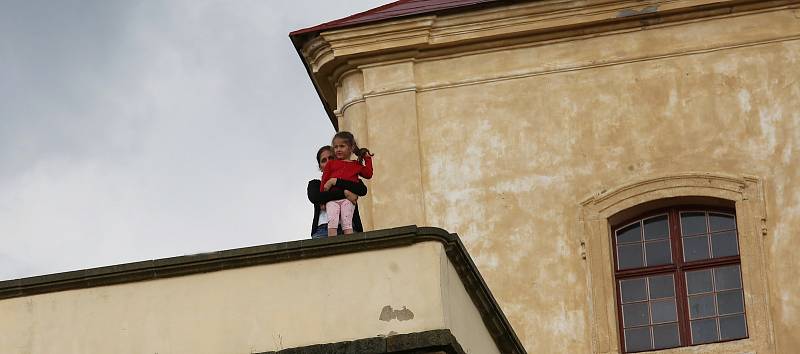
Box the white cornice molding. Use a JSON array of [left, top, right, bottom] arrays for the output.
[[321, 17, 436, 56], [296, 0, 799, 116], [300, 0, 797, 69], [301, 35, 334, 73]]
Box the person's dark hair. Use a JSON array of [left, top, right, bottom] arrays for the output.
[[316, 145, 332, 170], [332, 131, 373, 163]]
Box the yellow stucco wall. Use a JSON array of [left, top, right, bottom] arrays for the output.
[[317, 2, 800, 353]]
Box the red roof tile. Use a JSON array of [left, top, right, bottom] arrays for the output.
[[290, 0, 504, 36]]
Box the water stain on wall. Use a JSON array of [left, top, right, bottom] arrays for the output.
[[379, 305, 414, 321]]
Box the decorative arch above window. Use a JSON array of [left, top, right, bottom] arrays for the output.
[[579, 174, 775, 354]]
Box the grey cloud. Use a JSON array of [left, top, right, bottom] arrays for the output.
[[0, 0, 387, 280]]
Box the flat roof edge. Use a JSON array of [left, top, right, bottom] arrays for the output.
[[0, 225, 525, 353], [0, 225, 424, 298]]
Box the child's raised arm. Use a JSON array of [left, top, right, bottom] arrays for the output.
[[359, 155, 373, 179]]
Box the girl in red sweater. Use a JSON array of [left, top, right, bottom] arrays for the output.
[[320, 131, 373, 236]]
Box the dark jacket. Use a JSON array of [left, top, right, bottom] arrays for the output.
[[307, 178, 367, 236]]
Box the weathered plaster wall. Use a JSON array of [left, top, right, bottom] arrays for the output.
[[0, 242, 499, 354], [440, 248, 502, 354], [333, 6, 800, 354]]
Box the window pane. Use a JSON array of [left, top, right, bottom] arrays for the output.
[[645, 240, 672, 266], [683, 235, 710, 262], [644, 215, 669, 240], [686, 269, 713, 295], [719, 314, 748, 340], [691, 318, 719, 344], [711, 231, 739, 258], [709, 213, 736, 232], [623, 302, 650, 327], [617, 223, 642, 243], [715, 265, 742, 290], [681, 212, 707, 236], [717, 290, 745, 315], [689, 294, 716, 319], [624, 327, 652, 352], [651, 299, 677, 323], [621, 278, 648, 303], [653, 323, 680, 349], [648, 274, 675, 299], [618, 244, 644, 270]]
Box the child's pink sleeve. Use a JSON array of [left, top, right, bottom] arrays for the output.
[[360, 156, 373, 179]]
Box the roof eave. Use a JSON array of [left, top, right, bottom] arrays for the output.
[[290, 33, 339, 130], [288, 1, 521, 128]]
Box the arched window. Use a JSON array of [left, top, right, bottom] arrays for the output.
[[613, 207, 747, 352]]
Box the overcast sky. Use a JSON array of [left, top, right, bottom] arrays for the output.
[[0, 0, 387, 280]]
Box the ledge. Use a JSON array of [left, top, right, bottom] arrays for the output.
[[260, 329, 465, 354], [0, 225, 526, 354]]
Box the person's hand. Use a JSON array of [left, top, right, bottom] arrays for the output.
[[344, 190, 359, 204], [323, 178, 337, 191], [359, 148, 374, 158]]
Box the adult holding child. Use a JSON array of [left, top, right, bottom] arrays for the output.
[[319, 131, 373, 236], [306, 137, 369, 238]]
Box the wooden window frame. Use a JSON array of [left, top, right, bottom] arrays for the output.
[[611, 206, 747, 353], [580, 174, 775, 354]]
